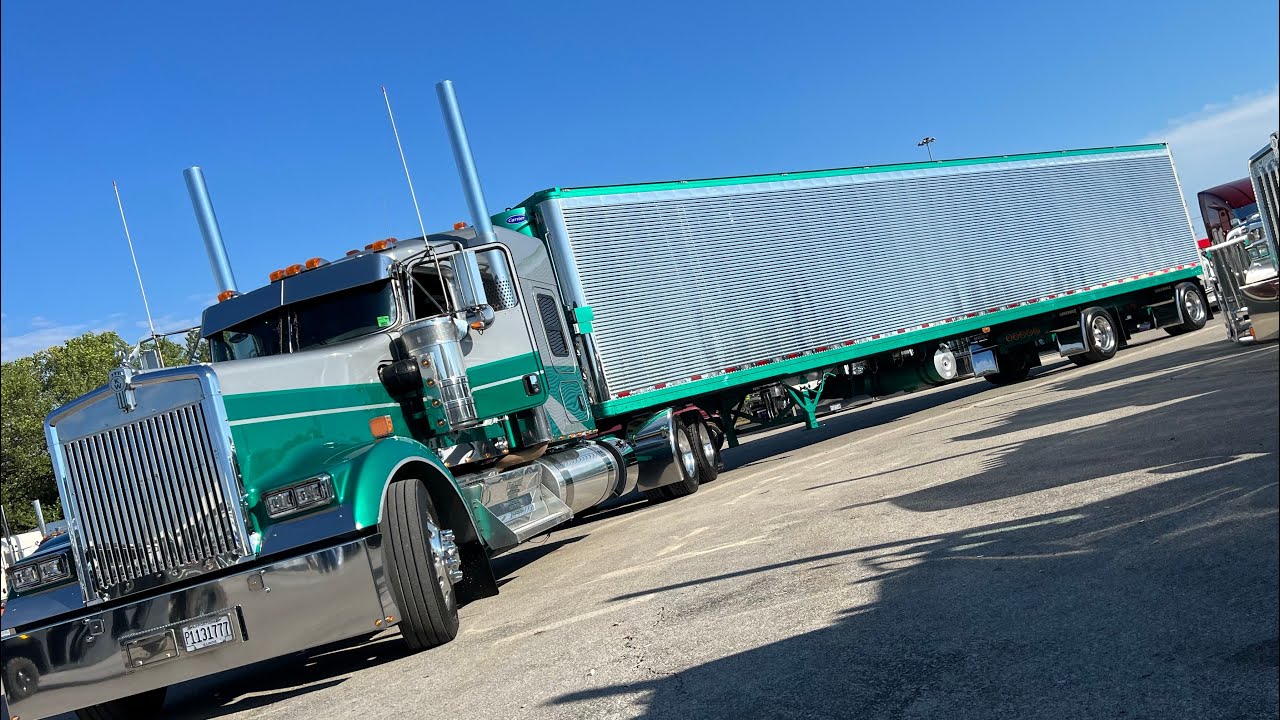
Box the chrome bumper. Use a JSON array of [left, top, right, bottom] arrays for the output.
[[1, 535, 396, 720]]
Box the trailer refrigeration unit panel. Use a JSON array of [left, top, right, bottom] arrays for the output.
[[522, 144, 1201, 417]]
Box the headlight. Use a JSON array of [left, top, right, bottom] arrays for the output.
[[7, 551, 74, 593], [263, 474, 335, 519], [37, 555, 70, 583]]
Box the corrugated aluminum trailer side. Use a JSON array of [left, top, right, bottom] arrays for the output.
[[521, 143, 1201, 419]]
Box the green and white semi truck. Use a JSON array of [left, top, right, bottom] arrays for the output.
[[1, 81, 1209, 719]]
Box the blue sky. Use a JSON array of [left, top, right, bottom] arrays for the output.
[[2, 1, 1277, 360]]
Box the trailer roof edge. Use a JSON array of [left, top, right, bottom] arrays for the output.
[[518, 143, 1170, 206]]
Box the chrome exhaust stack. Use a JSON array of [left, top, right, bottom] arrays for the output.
[[183, 166, 239, 295], [436, 80, 497, 326], [436, 80, 497, 247]]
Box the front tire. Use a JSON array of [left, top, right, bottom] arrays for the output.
[[383, 477, 460, 651], [75, 688, 167, 720]]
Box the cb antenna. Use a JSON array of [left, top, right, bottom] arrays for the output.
[[381, 85, 452, 314], [113, 180, 158, 341]]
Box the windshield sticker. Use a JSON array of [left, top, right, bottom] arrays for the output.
[[377, 315, 391, 327]]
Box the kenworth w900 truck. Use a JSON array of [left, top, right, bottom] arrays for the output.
[[1, 81, 1210, 719]]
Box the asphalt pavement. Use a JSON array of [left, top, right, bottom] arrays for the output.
[[73, 327, 1280, 719]]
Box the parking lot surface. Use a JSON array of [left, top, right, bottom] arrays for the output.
[[68, 329, 1278, 719]]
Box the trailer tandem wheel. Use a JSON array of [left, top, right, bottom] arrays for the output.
[[984, 346, 1036, 385], [1164, 282, 1209, 335], [1077, 307, 1120, 364]]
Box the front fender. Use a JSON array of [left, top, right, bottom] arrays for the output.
[[254, 436, 489, 562], [325, 436, 455, 531]]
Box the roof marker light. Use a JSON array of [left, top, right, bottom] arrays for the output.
[[284, 264, 304, 277], [217, 290, 239, 302], [269, 269, 286, 282], [305, 257, 328, 270]]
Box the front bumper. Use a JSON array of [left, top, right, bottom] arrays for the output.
[[2, 535, 396, 720]]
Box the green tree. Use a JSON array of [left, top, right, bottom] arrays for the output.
[[1, 331, 129, 531], [1, 356, 54, 530], [151, 328, 210, 368]]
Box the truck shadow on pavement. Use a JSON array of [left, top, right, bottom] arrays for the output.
[[163, 635, 411, 718], [551, 338, 1279, 719], [831, 340, 1278, 513]]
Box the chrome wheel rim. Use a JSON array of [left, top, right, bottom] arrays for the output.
[[426, 518, 460, 606], [1183, 289, 1205, 325], [695, 422, 715, 465], [677, 427, 698, 478], [1091, 315, 1116, 353]]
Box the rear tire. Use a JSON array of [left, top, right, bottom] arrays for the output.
[[1079, 307, 1119, 363], [642, 418, 700, 502], [984, 347, 1034, 385], [687, 417, 720, 483], [75, 688, 167, 720], [1165, 283, 1208, 335], [383, 477, 460, 651]]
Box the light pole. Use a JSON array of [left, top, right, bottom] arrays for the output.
[[917, 136, 937, 161]]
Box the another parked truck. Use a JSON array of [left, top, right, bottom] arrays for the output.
[[1197, 133, 1279, 343], [1, 81, 1211, 719]]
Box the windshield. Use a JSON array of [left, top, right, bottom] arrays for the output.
[[209, 280, 396, 361]]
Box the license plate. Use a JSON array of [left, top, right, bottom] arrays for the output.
[[181, 614, 235, 652]]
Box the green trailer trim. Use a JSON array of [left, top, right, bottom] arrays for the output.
[[521, 144, 1168, 206], [593, 266, 1202, 419]]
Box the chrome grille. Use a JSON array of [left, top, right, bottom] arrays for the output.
[[61, 402, 246, 596], [1250, 135, 1280, 249]]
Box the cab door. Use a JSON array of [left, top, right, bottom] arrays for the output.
[[527, 282, 593, 439]]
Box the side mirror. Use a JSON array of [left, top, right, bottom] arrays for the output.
[[452, 250, 488, 310]]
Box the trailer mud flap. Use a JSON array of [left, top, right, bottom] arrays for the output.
[[970, 347, 1001, 377]]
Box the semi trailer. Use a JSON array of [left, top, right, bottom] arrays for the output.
[[1, 81, 1210, 720]]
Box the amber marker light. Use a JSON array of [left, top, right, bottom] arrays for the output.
[[305, 257, 327, 270], [453, 222, 467, 230], [217, 290, 238, 302], [269, 269, 286, 282], [370, 415, 394, 439], [284, 264, 304, 277]]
